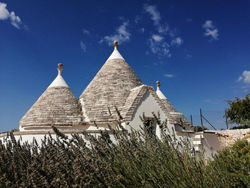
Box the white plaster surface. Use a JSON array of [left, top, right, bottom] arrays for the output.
[[156, 88, 167, 99], [128, 91, 175, 138], [48, 73, 69, 88], [107, 47, 124, 61], [202, 133, 220, 159]]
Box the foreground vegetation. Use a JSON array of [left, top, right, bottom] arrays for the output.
[[0, 128, 249, 187]]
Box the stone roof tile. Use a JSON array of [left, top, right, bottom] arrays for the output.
[[79, 44, 142, 122], [19, 64, 83, 128]]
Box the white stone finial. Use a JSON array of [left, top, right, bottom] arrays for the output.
[[48, 63, 69, 88], [107, 41, 124, 61], [57, 63, 63, 75], [155, 80, 167, 99]]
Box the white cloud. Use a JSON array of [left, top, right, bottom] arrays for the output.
[[202, 20, 214, 29], [186, 54, 192, 59], [80, 41, 86, 52], [82, 29, 90, 35], [202, 20, 219, 40], [171, 37, 183, 46], [149, 38, 171, 57], [158, 24, 169, 34], [144, 4, 183, 58], [100, 21, 130, 46], [152, 34, 163, 42], [164, 74, 174, 78], [238, 70, 250, 84], [140, 28, 145, 33], [144, 4, 160, 25], [0, 2, 9, 19], [134, 15, 141, 24], [0, 2, 22, 29], [9, 11, 21, 29]]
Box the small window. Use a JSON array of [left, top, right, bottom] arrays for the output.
[[143, 117, 156, 136]]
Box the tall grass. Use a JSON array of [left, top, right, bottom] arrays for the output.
[[0, 127, 249, 187]]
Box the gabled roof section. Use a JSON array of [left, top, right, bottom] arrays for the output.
[[122, 85, 173, 122], [79, 41, 143, 122], [19, 64, 83, 128]]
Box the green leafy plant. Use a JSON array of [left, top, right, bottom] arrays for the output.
[[225, 94, 250, 127]]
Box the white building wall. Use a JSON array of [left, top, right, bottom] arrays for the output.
[[202, 133, 221, 159], [128, 92, 176, 139]]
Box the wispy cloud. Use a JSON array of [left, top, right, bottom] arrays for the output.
[[144, 4, 161, 26], [149, 37, 171, 57], [100, 21, 131, 46], [164, 74, 174, 78], [82, 29, 90, 35], [0, 2, 22, 29], [171, 37, 183, 46], [152, 34, 163, 42], [238, 70, 250, 84], [202, 20, 219, 40], [185, 54, 192, 59], [144, 4, 183, 58], [144, 4, 167, 34], [80, 41, 86, 53]]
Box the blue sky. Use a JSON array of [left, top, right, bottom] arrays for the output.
[[0, 0, 250, 132]]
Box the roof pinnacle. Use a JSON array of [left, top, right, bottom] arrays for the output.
[[156, 80, 160, 88], [57, 63, 63, 75], [155, 80, 167, 99], [107, 41, 124, 60], [113, 40, 118, 48]]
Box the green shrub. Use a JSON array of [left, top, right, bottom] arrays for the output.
[[207, 139, 250, 187]]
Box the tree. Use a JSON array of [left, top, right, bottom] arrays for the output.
[[224, 94, 250, 127]]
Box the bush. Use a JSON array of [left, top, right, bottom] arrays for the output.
[[0, 129, 249, 187], [207, 139, 250, 187]]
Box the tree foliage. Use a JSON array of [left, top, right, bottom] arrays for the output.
[[225, 94, 250, 127]]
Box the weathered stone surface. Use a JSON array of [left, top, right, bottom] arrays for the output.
[[20, 87, 82, 127], [161, 99, 176, 113], [207, 128, 250, 148], [79, 58, 142, 122], [121, 85, 175, 123]]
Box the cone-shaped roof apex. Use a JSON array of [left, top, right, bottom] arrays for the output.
[[107, 41, 124, 61], [156, 81, 167, 99], [48, 63, 69, 88], [19, 64, 82, 128], [80, 41, 142, 122]]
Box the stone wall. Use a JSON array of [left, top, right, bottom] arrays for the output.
[[206, 128, 250, 148]]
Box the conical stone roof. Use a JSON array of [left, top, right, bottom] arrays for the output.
[[155, 81, 176, 113], [19, 64, 83, 128], [79, 41, 143, 122], [155, 81, 192, 129]]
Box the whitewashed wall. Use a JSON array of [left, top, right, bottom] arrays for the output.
[[128, 92, 176, 139]]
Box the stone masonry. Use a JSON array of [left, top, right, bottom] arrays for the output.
[[20, 87, 83, 127]]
